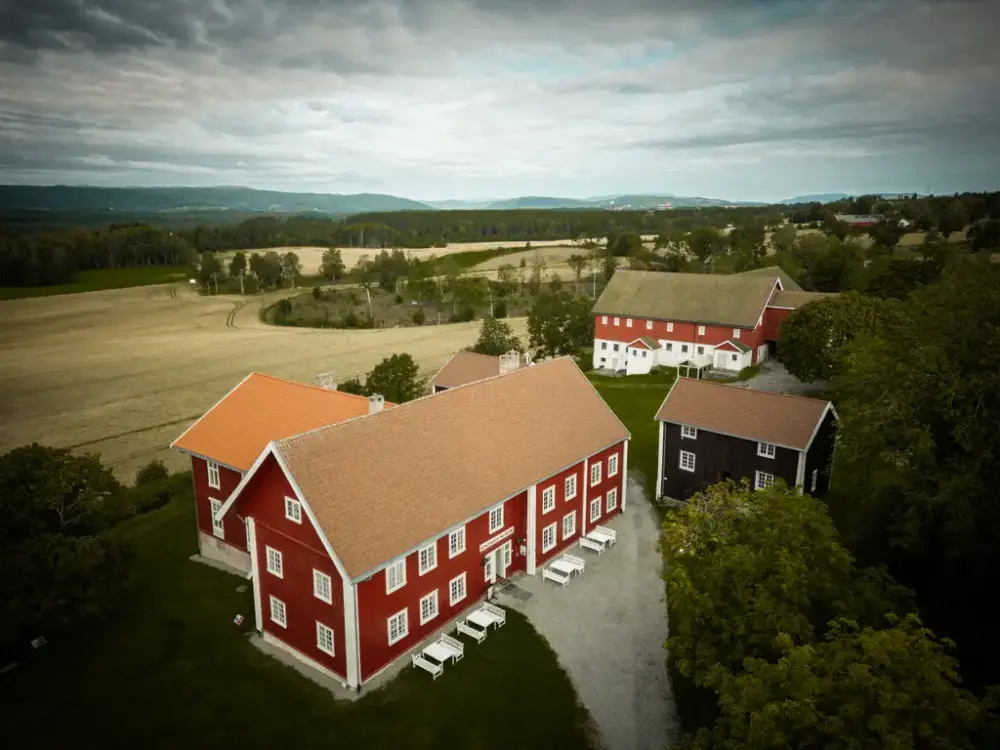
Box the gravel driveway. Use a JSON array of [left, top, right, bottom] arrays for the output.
[[743, 360, 825, 396], [496, 475, 678, 750]]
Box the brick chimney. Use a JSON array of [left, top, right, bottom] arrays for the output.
[[368, 393, 385, 415], [314, 372, 338, 391], [499, 350, 520, 375]]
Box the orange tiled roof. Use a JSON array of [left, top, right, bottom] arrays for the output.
[[171, 373, 391, 471]]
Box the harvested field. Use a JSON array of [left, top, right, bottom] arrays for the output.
[[0, 283, 525, 481]]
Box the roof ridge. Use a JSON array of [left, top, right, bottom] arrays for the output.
[[673, 377, 830, 405], [251, 371, 373, 403]]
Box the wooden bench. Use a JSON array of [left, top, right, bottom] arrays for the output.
[[543, 567, 570, 587], [560, 553, 586, 574], [579, 536, 605, 554], [593, 525, 617, 546], [482, 602, 506, 628], [439, 634, 465, 663], [412, 653, 443, 680], [458, 621, 487, 643]]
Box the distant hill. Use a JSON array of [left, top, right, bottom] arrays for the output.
[[486, 193, 768, 210], [778, 193, 852, 205], [485, 196, 597, 210], [0, 185, 432, 215], [423, 199, 497, 210]]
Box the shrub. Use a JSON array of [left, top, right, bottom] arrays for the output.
[[493, 299, 508, 318], [312, 286, 321, 300], [737, 363, 761, 381], [276, 298, 292, 315], [412, 308, 426, 325], [394, 293, 404, 304], [452, 305, 476, 323], [135, 460, 169, 486], [342, 310, 360, 328], [348, 291, 359, 305]]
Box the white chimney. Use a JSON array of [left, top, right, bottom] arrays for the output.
[[499, 350, 520, 375], [368, 393, 385, 415], [314, 372, 338, 391]]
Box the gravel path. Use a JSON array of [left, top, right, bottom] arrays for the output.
[[496, 475, 678, 750], [743, 360, 825, 396]]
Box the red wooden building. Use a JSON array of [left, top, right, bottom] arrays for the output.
[[170, 373, 391, 573], [209, 358, 629, 691], [592, 267, 832, 376]]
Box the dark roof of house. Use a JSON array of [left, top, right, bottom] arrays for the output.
[[719, 339, 751, 353], [655, 378, 831, 450], [274, 357, 630, 578], [628, 336, 659, 349]]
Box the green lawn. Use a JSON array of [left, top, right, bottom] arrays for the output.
[[0, 266, 188, 300], [0, 496, 593, 750]]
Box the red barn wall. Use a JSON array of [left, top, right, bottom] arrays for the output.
[[355, 490, 527, 682], [761, 306, 793, 343], [239, 456, 347, 680], [595, 315, 754, 348], [191, 456, 247, 551], [582, 441, 627, 531]]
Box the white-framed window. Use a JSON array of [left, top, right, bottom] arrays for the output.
[[590, 497, 602, 522], [484, 555, 493, 582], [541, 485, 556, 514], [755, 470, 775, 490], [646, 320, 653, 330], [418, 542, 437, 575], [449, 526, 466, 558], [697, 346, 704, 355], [387, 609, 408, 646], [316, 621, 335, 656], [385, 558, 406, 594], [489, 504, 504, 533], [449, 573, 467, 606], [681, 344, 689, 353], [757, 441, 776, 459], [666, 322, 674, 332], [269, 596, 287, 628], [590, 462, 602, 486], [642, 351, 647, 358], [284, 496, 302, 524], [565, 474, 577, 500], [541, 523, 557, 552], [265, 546, 283, 578], [606, 488, 618, 512], [419, 590, 439, 626], [697, 325, 706, 335], [811, 469, 819, 492], [681, 425, 697, 439], [601, 342, 607, 350], [732, 354, 738, 362], [679, 450, 696, 472], [626, 317, 633, 328], [601, 315, 608, 324], [562, 511, 576, 540], [313, 569, 332, 603], [608, 454, 619, 477], [613, 317, 620, 326], [733, 329, 741, 339], [206, 460, 221, 490], [209, 498, 225, 539], [665, 342, 673, 351], [613, 343, 620, 352]]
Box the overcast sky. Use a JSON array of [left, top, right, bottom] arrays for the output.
[[1, 0, 998, 202]]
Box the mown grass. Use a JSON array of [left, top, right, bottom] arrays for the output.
[[0, 266, 189, 300], [0, 492, 593, 750]]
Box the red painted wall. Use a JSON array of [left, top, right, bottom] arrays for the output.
[[355, 490, 528, 682], [581, 441, 627, 532], [761, 306, 792, 343], [534, 460, 585, 566], [191, 456, 247, 551], [595, 315, 752, 348], [238, 456, 347, 680]]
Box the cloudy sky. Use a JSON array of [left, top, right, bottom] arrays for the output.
[[1, 0, 998, 202]]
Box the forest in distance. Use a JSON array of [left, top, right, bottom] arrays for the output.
[[1, 191, 1000, 289]]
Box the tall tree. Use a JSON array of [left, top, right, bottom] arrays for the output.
[[364, 353, 426, 403], [471, 317, 522, 356], [197, 251, 223, 293], [319, 248, 346, 281], [566, 253, 588, 295]]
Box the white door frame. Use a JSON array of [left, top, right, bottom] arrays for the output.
[[497, 541, 511, 579], [484, 551, 496, 584]]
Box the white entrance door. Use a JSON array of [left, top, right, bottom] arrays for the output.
[[497, 542, 512, 579], [484, 552, 495, 584]]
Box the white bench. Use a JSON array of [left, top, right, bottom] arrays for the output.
[[543, 567, 570, 587], [438, 634, 464, 663], [593, 525, 617, 546], [412, 652, 443, 680], [482, 602, 506, 628], [579, 536, 605, 554], [559, 553, 586, 574], [458, 621, 487, 643]]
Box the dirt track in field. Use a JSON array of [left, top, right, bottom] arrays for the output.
[[0, 284, 526, 480]]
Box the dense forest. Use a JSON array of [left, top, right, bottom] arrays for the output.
[[2, 191, 999, 288]]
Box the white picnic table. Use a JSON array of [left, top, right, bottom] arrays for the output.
[[467, 609, 500, 631], [424, 641, 458, 665], [550, 558, 579, 578]]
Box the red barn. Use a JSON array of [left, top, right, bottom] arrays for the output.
[[170, 373, 392, 574], [211, 358, 629, 691]]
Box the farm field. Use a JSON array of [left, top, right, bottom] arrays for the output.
[[0, 266, 189, 300], [0, 283, 525, 480]]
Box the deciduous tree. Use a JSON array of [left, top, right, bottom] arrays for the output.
[[319, 248, 346, 281], [471, 317, 522, 356], [364, 353, 426, 403]]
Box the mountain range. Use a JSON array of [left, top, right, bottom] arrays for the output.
[[0, 185, 857, 216]]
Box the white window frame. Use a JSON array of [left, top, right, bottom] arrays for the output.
[[489, 504, 504, 534], [646, 320, 653, 330], [313, 569, 332, 604], [757, 441, 776, 459], [265, 546, 283, 578], [209, 498, 225, 539], [626, 317, 633, 328], [541, 523, 557, 552], [206, 460, 221, 490], [418, 541, 437, 576], [385, 558, 406, 594], [269, 595, 287, 628], [613, 317, 620, 326], [697, 325, 706, 335], [733, 328, 741, 339], [589, 497, 602, 523], [608, 454, 619, 477], [606, 488, 618, 512], [564, 474, 577, 500], [284, 496, 302, 524], [449, 573, 467, 606], [679, 450, 696, 472], [681, 425, 697, 439], [562, 511, 576, 540], [316, 621, 335, 656], [449, 526, 466, 558], [590, 462, 602, 486], [755, 470, 775, 491], [666, 322, 674, 332], [541, 485, 556, 514], [601, 315, 608, 324], [811, 469, 819, 492], [387, 608, 409, 646], [419, 590, 439, 626]]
